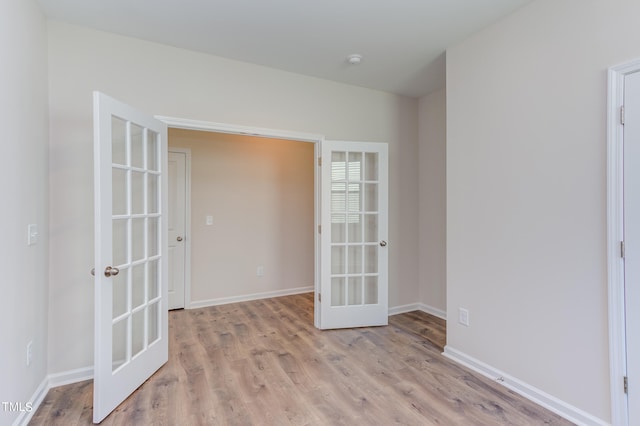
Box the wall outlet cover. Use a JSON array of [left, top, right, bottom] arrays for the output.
[[458, 308, 470, 326]]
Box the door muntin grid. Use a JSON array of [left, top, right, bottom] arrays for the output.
[[111, 116, 162, 372], [330, 150, 380, 307]]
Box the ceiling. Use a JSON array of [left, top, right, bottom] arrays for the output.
[[37, 0, 532, 98]]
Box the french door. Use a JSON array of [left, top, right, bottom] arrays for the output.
[[93, 92, 168, 423], [319, 141, 388, 329]]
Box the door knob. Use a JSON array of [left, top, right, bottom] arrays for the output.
[[177, 236, 183, 242], [104, 266, 120, 277], [380, 240, 388, 247], [92, 266, 120, 277]]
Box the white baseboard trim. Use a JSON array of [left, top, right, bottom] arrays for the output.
[[442, 346, 608, 426], [417, 303, 446, 320], [388, 302, 420, 315], [189, 286, 314, 309], [388, 302, 446, 320], [13, 377, 48, 426], [48, 366, 94, 388], [13, 366, 94, 426]]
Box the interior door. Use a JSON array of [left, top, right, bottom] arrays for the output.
[[319, 140, 388, 329], [168, 151, 186, 309], [93, 92, 168, 423], [624, 70, 640, 425]]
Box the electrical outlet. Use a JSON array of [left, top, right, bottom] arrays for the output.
[[26, 341, 33, 367], [458, 308, 470, 327], [206, 215, 213, 226], [257, 266, 264, 277]]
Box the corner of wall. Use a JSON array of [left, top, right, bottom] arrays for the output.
[[417, 88, 447, 314]]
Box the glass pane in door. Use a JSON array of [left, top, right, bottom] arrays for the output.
[[131, 309, 145, 357], [130, 123, 144, 169], [331, 277, 346, 306], [112, 319, 127, 372], [112, 117, 127, 166], [148, 302, 160, 344]]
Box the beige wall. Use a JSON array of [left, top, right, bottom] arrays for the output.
[[47, 21, 420, 374], [0, 1, 49, 424], [446, 0, 640, 421], [168, 130, 315, 303], [418, 88, 447, 314]]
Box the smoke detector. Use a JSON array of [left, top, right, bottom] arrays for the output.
[[347, 54, 363, 65]]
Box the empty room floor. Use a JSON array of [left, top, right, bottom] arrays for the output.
[[30, 293, 571, 425]]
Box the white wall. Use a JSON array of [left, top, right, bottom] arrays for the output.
[[47, 21, 420, 375], [446, 0, 640, 422], [0, 1, 49, 424], [168, 130, 315, 303], [418, 88, 447, 314]]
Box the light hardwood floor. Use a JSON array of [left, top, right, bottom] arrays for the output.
[[30, 293, 572, 425]]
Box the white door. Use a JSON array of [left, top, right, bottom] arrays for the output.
[[93, 92, 168, 423], [319, 141, 388, 329], [624, 70, 640, 424], [168, 151, 187, 309]]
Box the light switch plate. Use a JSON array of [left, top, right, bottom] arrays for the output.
[[27, 224, 38, 246]]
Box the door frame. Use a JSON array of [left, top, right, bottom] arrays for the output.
[[156, 116, 325, 327], [168, 147, 192, 309], [607, 58, 640, 426]]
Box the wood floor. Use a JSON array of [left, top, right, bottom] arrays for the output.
[[30, 293, 572, 425]]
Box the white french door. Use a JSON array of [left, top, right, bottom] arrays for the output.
[[93, 92, 168, 423], [624, 70, 640, 425], [319, 141, 388, 329]]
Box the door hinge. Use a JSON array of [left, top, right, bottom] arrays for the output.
[[318, 225, 321, 234], [621, 241, 625, 259], [624, 376, 628, 394], [318, 157, 322, 166], [318, 293, 321, 302], [621, 106, 625, 125]]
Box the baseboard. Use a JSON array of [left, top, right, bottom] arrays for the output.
[[189, 286, 314, 309], [12, 377, 48, 426], [47, 366, 93, 388], [13, 366, 94, 426], [442, 346, 609, 426], [388, 302, 446, 320], [388, 302, 420, 315], [417, 303, 446, 320]]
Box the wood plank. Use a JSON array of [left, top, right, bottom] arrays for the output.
[[29, 293, 573, 425]]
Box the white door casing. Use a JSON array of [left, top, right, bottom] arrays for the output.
[[608, 59, 640, 426], [93, 92, 168, 423], [624, 70, 640, 425], [319, 140, 389, 329], [168, 150, 188, 309]]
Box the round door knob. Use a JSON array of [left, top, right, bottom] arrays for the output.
[[177, 236, 183, 242], [104, 266, 120, 277], [380, 240, 388, 247]]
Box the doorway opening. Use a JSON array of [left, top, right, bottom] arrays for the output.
[[167, 128, 316, 316], [157, 116, 323, 326]]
